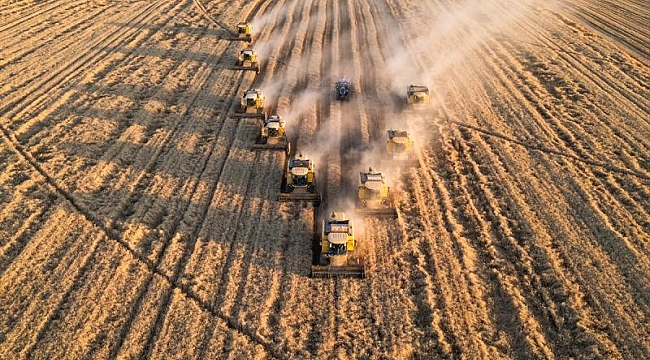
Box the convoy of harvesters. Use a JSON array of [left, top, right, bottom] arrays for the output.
[[230, 23, 428, 279]]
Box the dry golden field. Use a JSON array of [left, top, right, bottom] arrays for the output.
[[0, 0, 648, 359]]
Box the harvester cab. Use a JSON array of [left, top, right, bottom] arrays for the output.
[[356, 168, 397, 217], [384, 129, 419, 167], [236, 22, 252, 42], [234, 48, 260, 73], [335, 77, 352, 100], [407, 84, 430, 105], [235, 88, 265, 119], [278, 153, 320, 204], [312, 212, 365, 279], [252, 115, 290, 153]]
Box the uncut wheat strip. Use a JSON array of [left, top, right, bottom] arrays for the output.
[[160, 123, 247, 300], [89, 44, 223, 220]]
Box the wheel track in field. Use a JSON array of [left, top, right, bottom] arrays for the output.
[[0, 0, 171, 127]]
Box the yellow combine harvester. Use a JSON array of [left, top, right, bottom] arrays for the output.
[[312, 211, 365, 279], [236, 22, 252, 42], [278, 153, 320, 204], [407, 84, 430, 105], [356, 168, 397, 218], [233, 48, 260, 73], [251, 115, 290, 153], [234, 88, 266, 119], [383, 129, 419, 167]]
